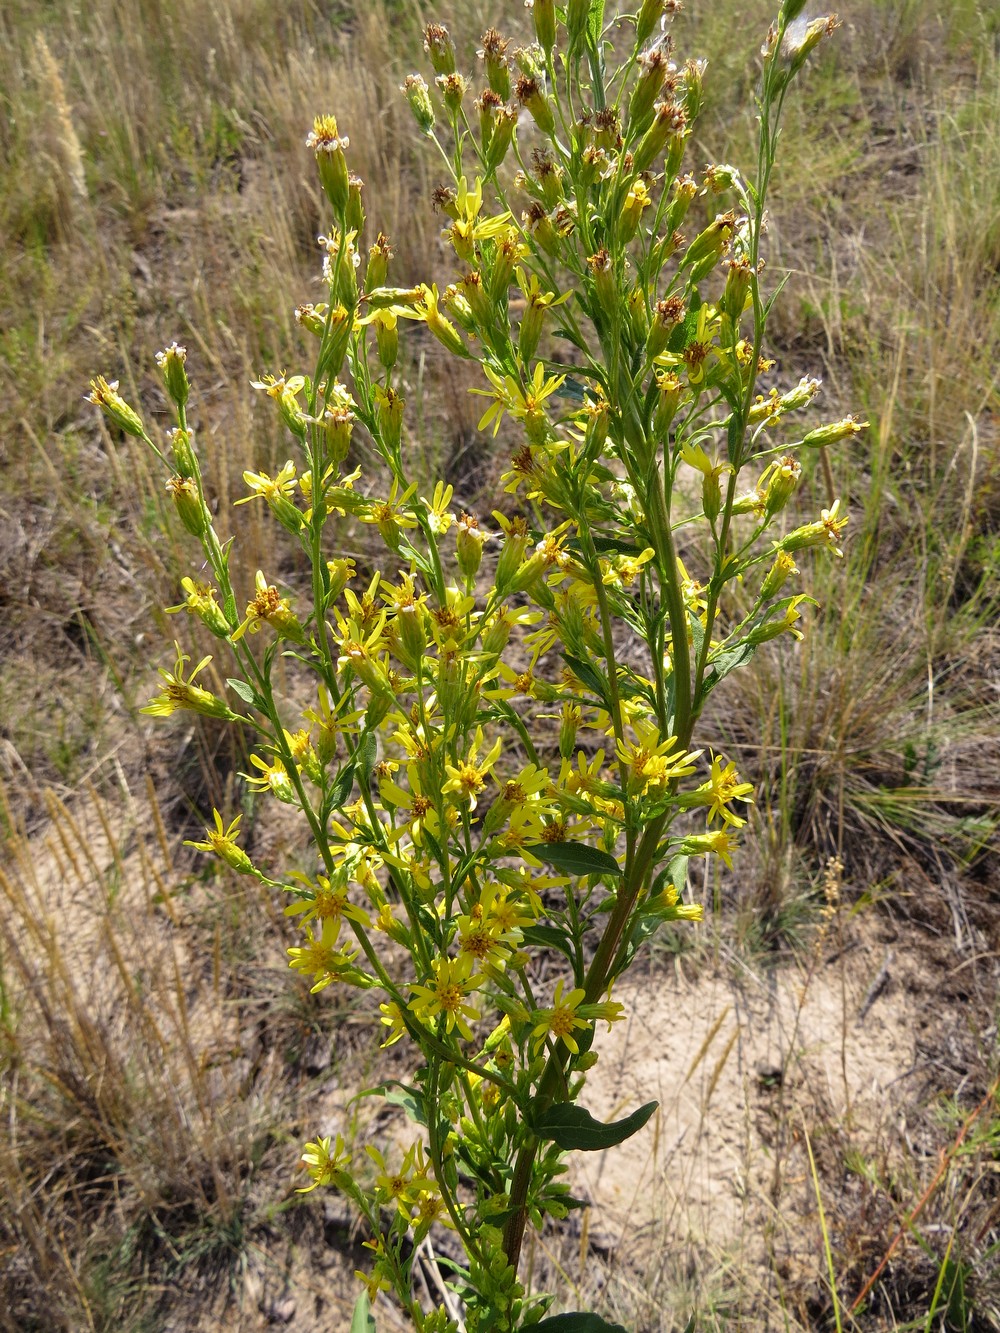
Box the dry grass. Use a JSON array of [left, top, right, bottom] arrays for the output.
[[0, 0, 998, 1327]]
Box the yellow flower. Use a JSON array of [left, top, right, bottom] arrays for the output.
[[408, 954, 483, 1041], [379, 764, 440, 844], [245, 751, 295, 802], [443, 726, 502, 811], [184, 809, 254, 875], [379, 1000, 408, 1048], [616, 720, 702, 796], [445, 174, 513, 260], [230, 570, 305, 644], [287, 918, 362, 992], [702, 757, 754, 826], [164, 576, 230, 639], [284, 871, 371, 933], [298, 1132, 351, 1193], [531, 980, 588, 1055], [472, 360, 566, 441], [141, 643, 238, 721]]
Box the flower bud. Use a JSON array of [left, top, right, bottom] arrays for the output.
[[632, 98, 685, 173], [681, 58, 706, 122], [156, 342, 189, 408], [366, 232, 393, 291], [402, 74, 435, 135], [318, 304, 353, 382], [372, 309, 398, 370], [295, 303, 327, 337], [760, 550, 798, 600], [396, 602, 427, 665], [456, 512, 486, 580], [747, 595, 810, 644], [618, 179, 652, 243], [485, 105, 518, 173], [86, 376, 145, 438], [479, 27, 511, 99], [533, 0, 556, 54], [680, 210, 737, 278], [587, 247, 616, 311], [169, 427, 198, 479], [458, 271, 491, 328], [375, 385, 404, 454], [654, 369, 682, 435], [166, 475, 209, 536], [723, 256, 753, 320], [566, 0, 589, 42], [437, 72, 467, 117], [515, 75, 555, 137], [424, 22, 456, 75], [326, 557, 355, 605], [323, 396, 355, 466], [494, 517, 532, 596], [628, 49, 669, 138], [762, 455, 802, 518], [558, 703, 581, 759], [636, 0, 670, 45], [346, 173, 365, 235], [306, 115, 351, 216], [646, 295, 685, 359], [786, 16, 842, 75], [801, 416, 868, 447]]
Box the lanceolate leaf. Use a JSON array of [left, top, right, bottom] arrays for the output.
[[349, 1291, 376, 1333], [587, 0, 607, 44], [327, 762, 356, 809], [533, 1100, 657, 1151], [524, 842, 622, 879], [357, 730, 378, 785]]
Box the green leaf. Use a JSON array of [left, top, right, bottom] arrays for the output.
[[522, 925, 577, 960], [357, 730, 378, 785], [384, 1085, 427, 1126], [327, 763, 356, 809], [533, 1100, 657, 1151], [562, 653, 609, 706], [651, 854, 689, 900], [350, 1291, 376, 1333], [535, 1317, 628, 1333], [587, 0, 606, 44], [524, 842, 622, 879], [703, 640, 755, 694], [226, 677, 265, 709]]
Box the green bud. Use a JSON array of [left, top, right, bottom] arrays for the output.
[[515, 75, 555, 136], [533, 0, 556, 53], [760, 550, 798, 600], [566, 0, 589, 43], [306, 115, 351, 216], [166, 475, 209, 536], [436, 72, 467, 117], [456, 513, 486, 580], [86, 376, 145, 438], [423, 23, 456, 75], [480, 27, 511, 99], [169, 427, 198, 480], [763, 456, 802, 518], [156, 342, 189, 408], [346, 173, 365, 236], [402, 74, 435, 135], [365, 232, 393, 291]]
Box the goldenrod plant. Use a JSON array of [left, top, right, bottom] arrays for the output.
[[90, 2, 858, 1327]]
